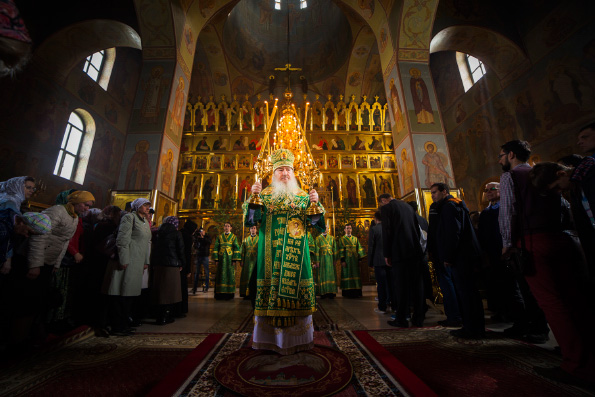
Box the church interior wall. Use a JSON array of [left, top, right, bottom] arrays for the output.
[[431, 12, 595, 211], [0, 46, 142, 208]]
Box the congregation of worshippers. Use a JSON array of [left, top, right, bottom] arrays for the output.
[[0, 125, 594, 384]]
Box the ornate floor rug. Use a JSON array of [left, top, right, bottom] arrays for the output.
[[213, 345, 353, 396], [0, 329, 207, 397], [363, 327, 594, 396], [150, 330, 432, 396]]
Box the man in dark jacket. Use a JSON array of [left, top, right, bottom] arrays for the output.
[[430, 183, 485, 339], [378, 193, 424, 328], [368, 211, 391, 313], [176, 219, 197, 315], [193, 227, 211, 293]]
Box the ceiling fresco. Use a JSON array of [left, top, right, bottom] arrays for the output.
[[222, 0, 353, 84]]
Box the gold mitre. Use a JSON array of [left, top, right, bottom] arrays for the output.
[[272, 148, 295, 171]]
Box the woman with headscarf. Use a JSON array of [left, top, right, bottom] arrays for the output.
[[152, 216, 185, 325], [102, 198, 152, 336], [26, 190, 95, 339], [0, 176, 36, 214]]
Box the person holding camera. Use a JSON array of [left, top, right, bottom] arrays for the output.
[[192, 227, 211, 294]]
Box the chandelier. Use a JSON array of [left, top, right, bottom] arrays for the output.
[[250, 87, 322, 215]]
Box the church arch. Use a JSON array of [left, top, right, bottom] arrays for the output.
[[33, 20, 142, 84], [430, 25, 529, 82]]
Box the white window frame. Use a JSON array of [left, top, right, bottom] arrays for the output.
[[456, 52, 487, 92], [54, 110, 96, 184], [82, 48, 116, 90]]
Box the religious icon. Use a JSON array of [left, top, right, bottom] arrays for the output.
[[195, 155, 208, 170], [219, 175, 235, 208], [383, 155, 395, 170], [409, 68, 435, 124], [422, 141, 453, 187], [343, 174, 359, 208], [223, 154, 236, 170], [399, 148, 415, 194], [183, 175, 200, 209], [314, 155, 325, 169], [312, 135, 329, 150], [327, 155, 339, 169], [238, 175, 253, 207], [125, 139, 151, 190], [213, 135, 228, 151], [351, 136, 365, 150], [330, 135, 346, 150], [376, 174, 392, 196], [238, 154, 251, 169], [210, 155, 221, 170], [287, 218, 305, 239], [368, 136, 384, 150], [201, 175, 216, 209], [359, 174, 376, 207], [195, 136, 210, 151], [356, 155, 368, 169], [369, 155, 381, 169], [180, 155, 194, 171], [341, 155, 354, 169]]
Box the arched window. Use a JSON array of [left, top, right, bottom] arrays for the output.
[[82, 48, 116, 90], [300, 0, 308, 9], [456, 52, 487, 92], [54, 110, 96, 184], [275, 0, 281, 10]]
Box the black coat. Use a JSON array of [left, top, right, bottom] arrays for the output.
[[380, 199, 423, 264], [153, 223, 186, 268], [367, 223, 384, 267], [181, 220, 197, 274], [433, 195, 481, 266]]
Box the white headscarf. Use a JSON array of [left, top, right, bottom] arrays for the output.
[[0, 176, 27, 213], [131, 198, 151, 211]]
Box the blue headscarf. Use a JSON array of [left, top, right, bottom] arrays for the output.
[[0, 176, 27, 213]]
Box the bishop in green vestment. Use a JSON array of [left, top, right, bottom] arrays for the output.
[[239, 225, 259, 298], [314, 229, 338, 298], [244, 148, 325, 355], [212, 222, 241, 300], [339, 224, 365, 298]]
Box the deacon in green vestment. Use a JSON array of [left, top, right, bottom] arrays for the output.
[[244, 148, 325, 355], [212, 222, 241, 300], [314, 228, 339, 298], [239, 225, 259, 298], [339, 224, 365, 298]]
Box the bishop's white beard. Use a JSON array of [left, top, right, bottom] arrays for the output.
[[271, 174, 300, 199]]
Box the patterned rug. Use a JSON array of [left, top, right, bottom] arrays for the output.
[[150, 330, 432, 396], [364, 327, 594, 396], [0, 329, 207, 397]]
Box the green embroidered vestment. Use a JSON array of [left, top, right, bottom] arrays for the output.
[[338, 235, 365, 290], [314, 234, 338, 295], [212, 233, 241, 294], [243, 186, 325, 327], [239, 235, 259, 297]]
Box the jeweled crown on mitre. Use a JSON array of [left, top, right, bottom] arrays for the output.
[[271, 148, 295, 171]]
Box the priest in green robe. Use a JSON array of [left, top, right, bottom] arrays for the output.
[[339, 224, 365, 298], [244, 148, 325, 355], [314, 227, 338, 299], [212, 222, 241, 300], [239, 225, 259, 298]]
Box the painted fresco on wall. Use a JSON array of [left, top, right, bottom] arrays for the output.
[[108, 48, 142, 108], [189, 40, 214, 100], [396, 137, 416, 196], [89, 127, 125, 178], [400, 62, 442, 133], [137, 1, 175, 47], [431, 51, 465, 110], [411, 133, 454, 188], [156, 135, 179, 196], [398, 0, 437, 50], [441, 21, 595, 213], [384, 66, 407, 144], [361, 46, 385, 101], [130, 61, 175, 133], [222, 0, 352, 84], [166, 64, 189, 144], [118, 134, 160, 190], [84, 173, 110, 208]]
